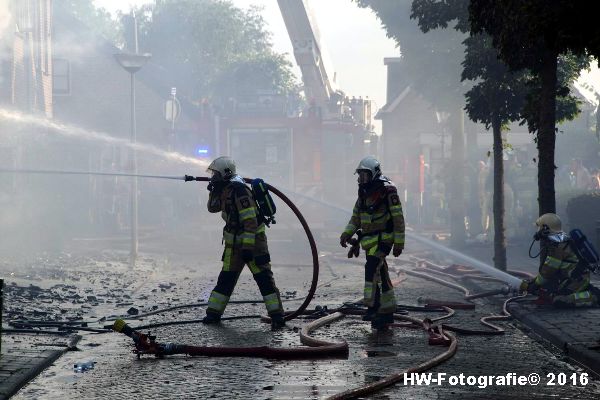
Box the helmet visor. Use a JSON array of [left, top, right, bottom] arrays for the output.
[[208, 169, 222, 181], [357, 170, 372, 184]]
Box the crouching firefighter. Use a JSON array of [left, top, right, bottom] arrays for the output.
[[201, 156, 286, 329], [520, 213, 600, 307], [340, 156, 405, 329]]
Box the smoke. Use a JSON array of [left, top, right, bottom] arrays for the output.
[[0, 107, 213, 260], [0, 0, 12, 66], [0, 0, 10, 35], [52, 29, 100, 63]]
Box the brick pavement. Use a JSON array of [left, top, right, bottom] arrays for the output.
[[0, 345, 66, 400], [507, 301, 600, 374], [10, 245, 600, 399], [3, 236, 600, 399]]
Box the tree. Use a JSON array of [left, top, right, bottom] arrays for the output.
[[410, 0, 525, 269], [469, 0, 600, 215], [409, 0, 586, 268], [355, 0, 469, 247], [462, 34, 528, 270], [54, 0, 122, 45], [212, 53, 301, 102], [134, 0, 299, 103]]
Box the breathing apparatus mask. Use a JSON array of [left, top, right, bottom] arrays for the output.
[[357, 170, 373, 185], [529, 224, 570, 258], [533, 224, 550, 241], [533, 225, 569, 244], [207, 170, 226, 193]]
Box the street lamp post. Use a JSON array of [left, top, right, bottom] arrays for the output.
[[114, 52, 151, 268]]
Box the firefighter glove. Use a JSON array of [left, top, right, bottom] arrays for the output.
[[347, 238, 360, 258], [393, 244, 403, 257], [519, 279, 529, 292], [340, 232, 350, 248], [241, 249, 254, 263], [207, 181, 223, 192], [520, 278, 538, 294]]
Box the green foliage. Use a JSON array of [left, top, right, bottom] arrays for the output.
[[469, 1, 599, 74], [354, 0, 468, 112], [462, 33, 528, 129], [54, 0, 122, 45], [213, 53, 302, 102], [134, 0, 299, 102], [469, 0, 600, 214], [411, 0, 469, 33], [522, 54, 589, 134]]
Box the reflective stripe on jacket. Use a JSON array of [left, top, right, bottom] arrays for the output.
[[343, 180, 405, 250], [207, 180, 261, 250]]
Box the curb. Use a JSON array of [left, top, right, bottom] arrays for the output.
[[507, 303, 600, 374], [0, 349, 63, 400], [0, 335, 81, 399]]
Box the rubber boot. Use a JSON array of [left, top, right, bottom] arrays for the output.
[[371, 313, 394, 330], [202, 311, 222, 324], [363, 285, 381, 321], [270, 313, 286, 330], [361, 307, 377, 321]]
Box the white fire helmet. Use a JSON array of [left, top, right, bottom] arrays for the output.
[[207, 156, 236, 181], [535, 213, 562, 233], [355, 156, 382, 181]]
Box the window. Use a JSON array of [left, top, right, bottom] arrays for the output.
[[53, 58, 70, 95]]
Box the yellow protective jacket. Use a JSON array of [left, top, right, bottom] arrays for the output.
[[343, 179, 405, 251], [534, 235, 590, 294], [208, 177, 265, 250]]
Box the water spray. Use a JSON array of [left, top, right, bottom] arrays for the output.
[[276, 188, 524, 290], [0, 168, 187, 181], [0, 108, 208, 168]]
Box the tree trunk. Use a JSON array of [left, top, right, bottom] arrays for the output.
[[492, 115, 507, 271], [596, 102, 600, 141], [466, 121, 482, 235], [449, 109, 466, 248], [537, 48, 558, 215]]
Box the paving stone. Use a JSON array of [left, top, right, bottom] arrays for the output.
[[4, 243, 600, 399]]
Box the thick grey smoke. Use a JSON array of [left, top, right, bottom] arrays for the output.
[[0, 0, 10, 35]]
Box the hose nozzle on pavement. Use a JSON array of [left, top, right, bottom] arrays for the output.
[[113, 319, 164, 357]]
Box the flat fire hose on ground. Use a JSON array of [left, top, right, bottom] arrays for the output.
[[112, 317, 348, 359]]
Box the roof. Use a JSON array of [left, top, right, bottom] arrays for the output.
[[374, 86, 411, 119], [52, 7, 196, 115]]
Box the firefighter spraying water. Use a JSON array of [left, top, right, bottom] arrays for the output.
[[521, 213, 600, 307], [185, 157, 286, 330]]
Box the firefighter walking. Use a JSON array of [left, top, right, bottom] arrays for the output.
[[340, 156, 405, 329], [199, 156, 286, 329]]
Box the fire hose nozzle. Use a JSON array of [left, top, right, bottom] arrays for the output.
[[113, 319, 133, 337]]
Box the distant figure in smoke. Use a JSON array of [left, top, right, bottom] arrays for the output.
[[340, 156, 405, 329], [200, 156, 286, 329]]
